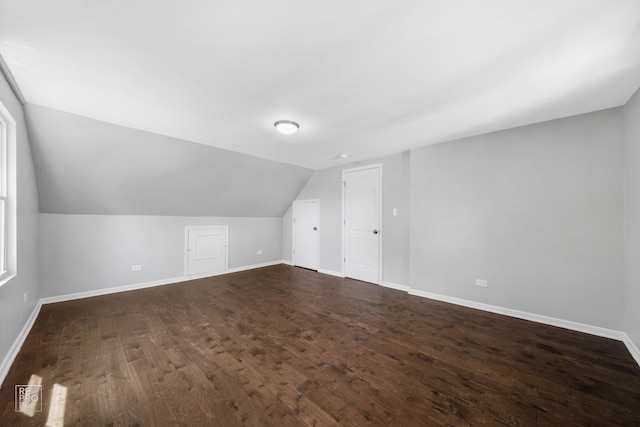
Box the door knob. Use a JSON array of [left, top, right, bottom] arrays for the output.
[[373, 230, 379, 234], [313, 227, 317, 230]]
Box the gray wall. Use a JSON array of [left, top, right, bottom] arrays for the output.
[[34, 98, 639, 347], [296, 168, 343, 274], [282, 205, 292, 263], [382, 151, 411, 286], [26, 104, 313, 216], [410, 109, 625, 330], [624, 87, 640, 349], [294, 152, 411, 284], [27, 105, 306, 302], [0, 74, 40, 376], [39, 214, 282, 298]]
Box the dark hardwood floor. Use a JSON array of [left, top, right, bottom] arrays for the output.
[[1, 264, 639, 426]]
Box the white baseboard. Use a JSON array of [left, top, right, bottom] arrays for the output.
[[381, 281, 410, 292], [623, 335, 640, 367], [41, 275, 193, 304], [41, 260, 287, 305], [0, 300, 42, 387], [408, 289, 627, 342], [227, 260, 285, 274], [281, 260, 293, 266], [4, 261, 289, 386], [318, 268, 345, 278], [7, 263, 639, 387]]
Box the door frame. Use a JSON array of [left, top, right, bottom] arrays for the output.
[[184, 225, 229, 276], [341, 163, 383, 283], [292, 199, 320, 270]]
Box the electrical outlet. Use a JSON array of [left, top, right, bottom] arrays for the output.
[[257, 250, 263, 255], [475, 279, 488, 287], [23, 292, 28, 303], [131, 265, 142, 271]]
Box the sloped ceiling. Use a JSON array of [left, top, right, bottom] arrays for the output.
[[1, 1, 639, 170], [26, 104, 313, 216]]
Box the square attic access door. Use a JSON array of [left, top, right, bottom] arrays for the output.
[[185, 226, 228, 276]]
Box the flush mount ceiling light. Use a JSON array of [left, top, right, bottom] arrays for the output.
[[274, 120, 299, 135]]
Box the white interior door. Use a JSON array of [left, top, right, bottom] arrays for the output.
[[185, 226, 228, 276], [293, 200, 319, 270], [343, 165, 381, 284]]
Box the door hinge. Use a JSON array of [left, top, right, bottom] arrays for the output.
[[343, 181, 346, 188], [344, 257, 346, 262]]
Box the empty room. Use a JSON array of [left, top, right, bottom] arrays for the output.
[[1, 0, 640, 425]]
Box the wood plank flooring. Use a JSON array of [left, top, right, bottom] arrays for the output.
[[1, 264, 639, 426]]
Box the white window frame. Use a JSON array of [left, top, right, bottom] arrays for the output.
[[0, 113, 6, 279], [0, 99, 16, 285]]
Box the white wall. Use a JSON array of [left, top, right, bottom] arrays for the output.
[[39, 214, 282, 298], [293, 153, 411, 284], [624, 87, 640, 350], [0, 74, 40, 380], [410, 108, 625, 330]]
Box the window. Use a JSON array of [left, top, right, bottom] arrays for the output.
[[0, 100, 14, 283], [0, 111, 7, 278]]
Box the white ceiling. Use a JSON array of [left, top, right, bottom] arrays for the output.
[[1, 0, 640, 170]]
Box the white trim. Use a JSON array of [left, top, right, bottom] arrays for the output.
[[42, 260, 285, 305], [281, 259, 293, 266], [381, 281, 410, 292], [341, 163, 384, 174], [623, 335, 640, 367], [318, 268, 345, 278], [340, 171, 345, 277], [3, 262, 638, 388], [184, 225, 229, 276], [3, 261, 286, 385], [42, 276, 196, 304], [408, 289, 626, 341], [227, 260, 283, 274], [0, 300, 42, 387], [0, 272, 15, 289], [0, 99, 16, 287], [0, 115, 7, 279], [342, 163, 383, 284], [378, 165, 383, 285]]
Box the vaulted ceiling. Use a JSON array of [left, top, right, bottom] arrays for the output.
[[1, 0, 639, 171], [26, 104, 313, 215]]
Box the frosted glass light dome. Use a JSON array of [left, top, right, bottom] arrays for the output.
[[274, 120, 299, 135]]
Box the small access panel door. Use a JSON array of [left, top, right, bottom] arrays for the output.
[[185, 226, 228, 276]]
